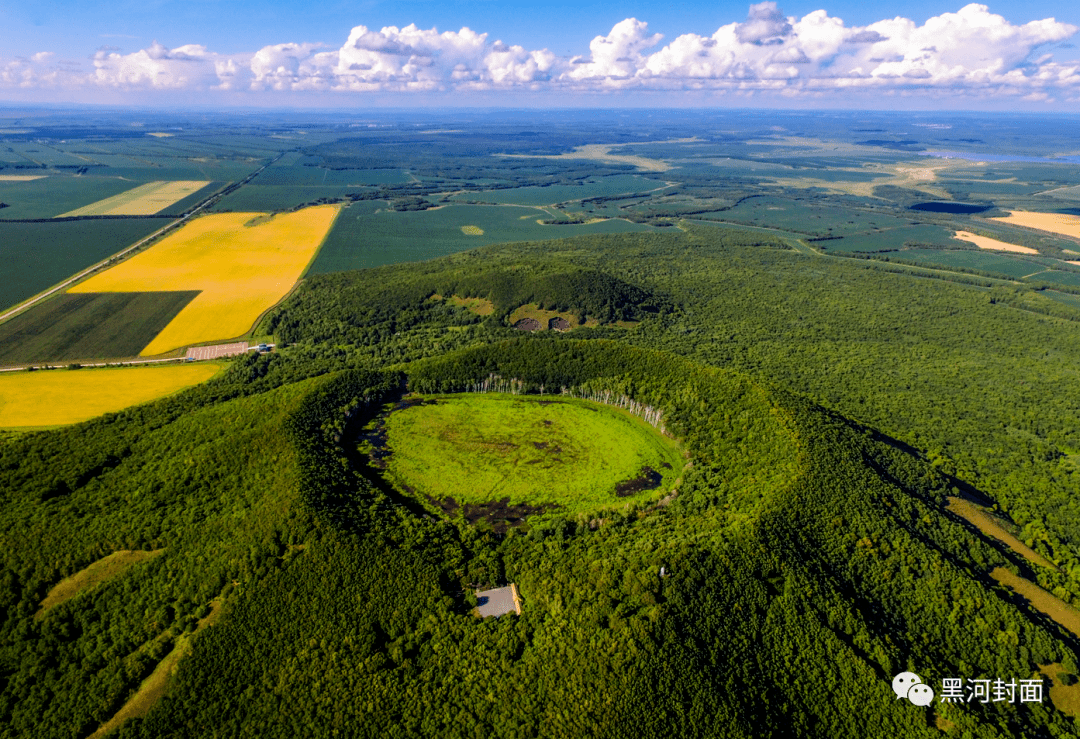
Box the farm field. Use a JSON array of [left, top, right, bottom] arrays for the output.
[[70, 205, 339, 355], [250, 161, 411, 187], [818, 224, 961, 252], [211, 184, 364, 213], [309, 202, 661, 273], [896, 248, 1045, 278], [58, 180, 212, 217], [952, 230, 1038, 254], [373, 394, 683, 517], [0, 363, 221, 428], [0, 219, 166, 312], [0, 176, 141, 219], [694, 195, 915, 237], [993, 211, 1080, 240], [0, 291, 199, 365], [1028, 270, 1080, 287]]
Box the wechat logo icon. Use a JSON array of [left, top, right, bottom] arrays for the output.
[[892, 672, 935, 706]]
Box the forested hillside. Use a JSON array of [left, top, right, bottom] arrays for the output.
[[5, 222, 1080, 737], [268, 224, 1080, 604]]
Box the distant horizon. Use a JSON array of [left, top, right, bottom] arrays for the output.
[[3, 101, 1080, 116]]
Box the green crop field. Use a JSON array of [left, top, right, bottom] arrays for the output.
[[210, 184, 362, 213], [449, 175, 662, 205], [373, 393, 683, 516], [0, 219, 167, 312], [0, 291, 199, 365], [1043, 290, 1080, 309], [698, 196, 915, 237], [251, 164, 411, 187], [308, 202, 664, 273], [93, 161, 258, 182], [820, 224, 960, 252], [896, 248, 1045, 278], [1030, 270, 1080, 287], [0, 176, 139, 219]]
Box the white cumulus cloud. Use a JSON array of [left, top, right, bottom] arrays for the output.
[[2, 4, 1077, 102]]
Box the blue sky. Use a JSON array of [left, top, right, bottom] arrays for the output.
[[2, 1, 1079, 108]]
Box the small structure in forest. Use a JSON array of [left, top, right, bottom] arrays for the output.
[[548, 316, 571, 332], [475, 584, 522, 617]]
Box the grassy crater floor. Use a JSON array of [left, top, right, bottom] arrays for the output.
[[366, 393, 684, 519]]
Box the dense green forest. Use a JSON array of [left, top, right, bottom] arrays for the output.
[[6, 221, 1080, 736]]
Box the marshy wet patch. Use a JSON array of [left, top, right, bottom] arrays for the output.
[[614, 467, 664, 497]]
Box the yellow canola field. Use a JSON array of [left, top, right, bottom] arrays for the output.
[[0, 364, 221, 428], [71, 205, 339, 355], [991, 211, 1080, 240]]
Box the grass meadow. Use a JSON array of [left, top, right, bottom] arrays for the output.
[[0, 363, 222, 428], [378, 394, 684, 516], [70, 205, 340, 355]]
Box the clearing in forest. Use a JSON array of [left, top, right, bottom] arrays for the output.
[[58, 180, 211, 217], [37, 549, 164, 618], [946, 496, 1055, 569], [70, 205, 339, 355], [444, 294, 495, 315], [368, 393, 683, 518], [953, 230, 1039, 255], [991, 211, 1080, 240], [991, 567, 1080, 638], [1039, 663, 1080, 718], [89, 596, 225, 738], [508, 303, 595, 331], [475, 584, 521, 618], [0, 364, 222, 428]]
